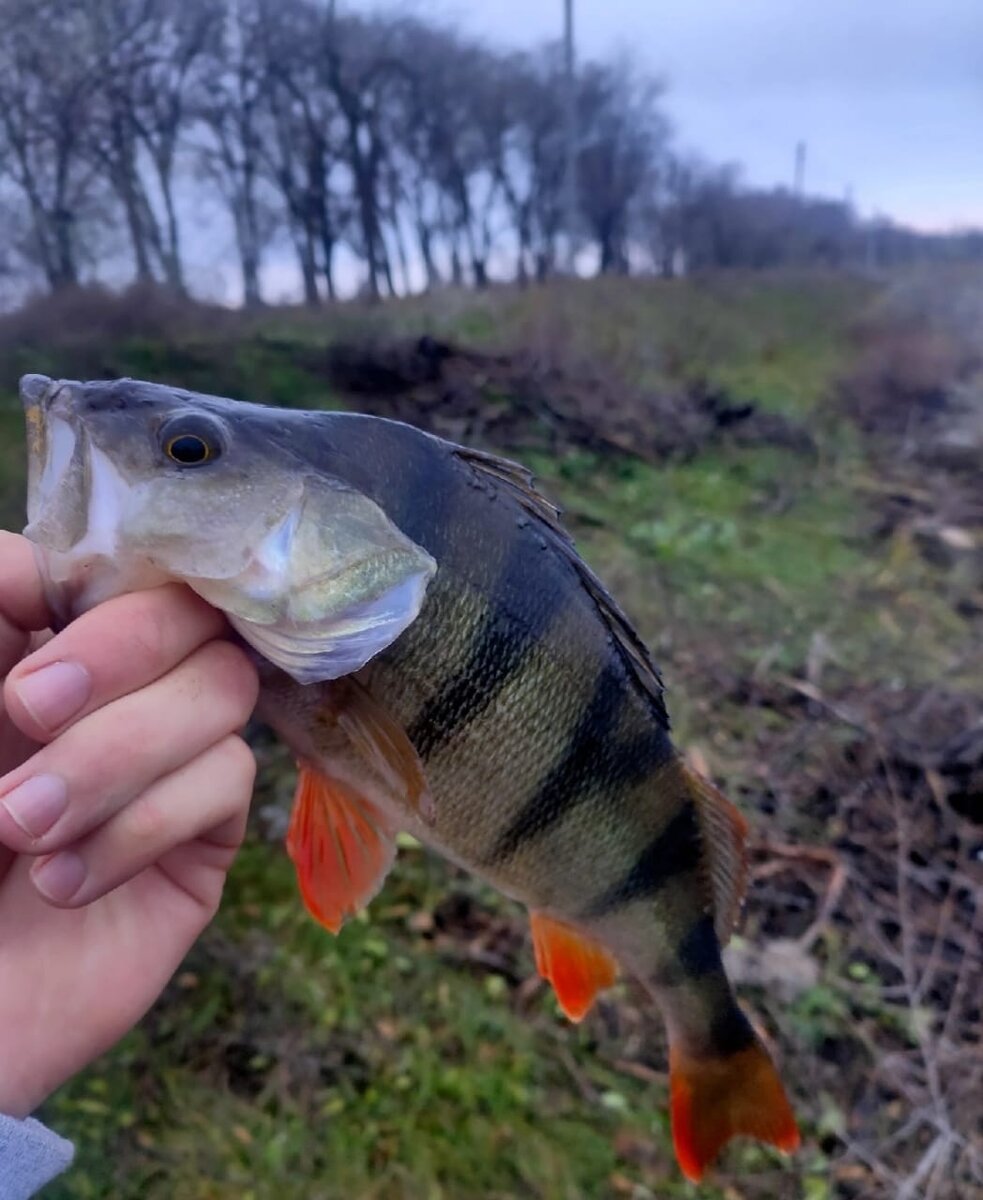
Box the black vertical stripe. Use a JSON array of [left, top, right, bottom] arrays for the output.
[[677, 913, 722, 978], [709, 1003, 756, 1057], [487, 666, 624, 862], [405, 547, 564, 761], [487, 665, 673, 864], [583, 800, 702, 917]]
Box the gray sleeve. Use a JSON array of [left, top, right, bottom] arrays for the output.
[[0, 1114, 75, 1200]]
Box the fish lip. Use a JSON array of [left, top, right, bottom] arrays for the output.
[[21, 375, 85, 549], [20, 373, 55, 410], [20, 375, 84, 422], [20, 375, 80, 483]]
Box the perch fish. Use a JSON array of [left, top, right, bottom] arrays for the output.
[[19, 374, 799, 1182]]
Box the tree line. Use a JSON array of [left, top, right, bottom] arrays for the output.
[[0, 0, 978, 306]]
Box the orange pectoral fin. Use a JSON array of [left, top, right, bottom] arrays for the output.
[[669, 1039, 800, 1182], [335, 678, 434, 824], [286, 762, 397, 934], [530, 912, 618, 1022]]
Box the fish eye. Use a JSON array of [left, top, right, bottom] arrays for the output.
[[160, 417, 223, 467]]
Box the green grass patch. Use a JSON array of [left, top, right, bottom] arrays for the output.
[[44, 838, 709, 1200]]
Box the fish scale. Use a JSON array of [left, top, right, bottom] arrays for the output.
[[19, 373, 799, 1182]]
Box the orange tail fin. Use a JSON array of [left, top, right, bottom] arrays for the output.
[[669, 1038, 799, 1182]]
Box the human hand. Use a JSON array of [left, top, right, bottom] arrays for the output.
[[0, 531, 259, 1118]]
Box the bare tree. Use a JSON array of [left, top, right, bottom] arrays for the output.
[[0, 0, 105, 289], [495, 47, 567, 283], [576, 59, 669, 275], [323, 13, 407, 300], [196, 0, 274, 306], [255, 0, 351, 304], [400, 26, 506, 289], [1, 0, 950, 304]]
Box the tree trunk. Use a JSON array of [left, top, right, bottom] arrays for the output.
[[320, 230, 337, 302], [344, 116, 381, 301], [417, 222, 439, 289], [515, 213, 531, 286], [229, 190, 260, 307], [450, 240, 463, 286], [296, 228, 320, 305], [121, 181, 154, 282], [380, 237, 397, 298], [159, 172, 186, 294], [52, 208, 78, 287], [52, 140, 78, 287], [598, 226, 616, 274]]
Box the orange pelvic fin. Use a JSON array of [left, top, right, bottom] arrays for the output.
[[529, 911, 618, 1022], [683, 763, 750, 943], [335, 678, 434, 824], [286, 762, 397, 934], [669, 1038, 800, 1182]]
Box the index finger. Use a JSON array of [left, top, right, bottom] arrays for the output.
[[0, 532, 52, 675], [0, 531, 52, 630], [3, 583, 230, 742]]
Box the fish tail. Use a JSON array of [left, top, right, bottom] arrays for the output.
[[667, 1001, 799, 1182]]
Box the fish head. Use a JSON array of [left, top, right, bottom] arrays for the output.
[[21, 375, 436, 682]]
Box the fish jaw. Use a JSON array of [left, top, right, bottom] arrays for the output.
[[21, 375, 172, 624]]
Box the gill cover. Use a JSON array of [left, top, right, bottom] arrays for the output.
[[190, 476, 436, 684]]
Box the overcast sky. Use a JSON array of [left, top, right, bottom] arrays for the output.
[[397, 0, 983, 231]]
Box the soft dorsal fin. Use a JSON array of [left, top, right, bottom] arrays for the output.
[[454, 445, 668, 726], [681, 764, 750, 943]]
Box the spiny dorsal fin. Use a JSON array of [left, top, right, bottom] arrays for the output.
[[454, 445, 668, 726], [681, 763, 750, 943]]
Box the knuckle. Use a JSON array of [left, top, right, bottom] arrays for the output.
[[125, 791, 169, 844], [219, 734, 257, 796], [107, 585, 217, 675], [202, 640, 260, 719], [121, 587, 185, 666]]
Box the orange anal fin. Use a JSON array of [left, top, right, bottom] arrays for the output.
[[286, 762, 397, 934], [529, 911, 618, 1022], [669, 1039, 800, 1183]]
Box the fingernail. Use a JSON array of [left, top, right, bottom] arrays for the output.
[[0, 774, 68, 839], [15, 662, 91, 732], [32, 851, 86, 903]]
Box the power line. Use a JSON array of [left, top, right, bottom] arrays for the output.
[[562, 0, 578, 272]]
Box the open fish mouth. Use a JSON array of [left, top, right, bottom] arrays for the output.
[[20, 374, 159, 624], [22, 375, 83, 542], [21, 376, 84, 624]]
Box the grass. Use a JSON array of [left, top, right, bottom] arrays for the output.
[[44, 838, 686, 1200], [0, 270, 977, 1198]]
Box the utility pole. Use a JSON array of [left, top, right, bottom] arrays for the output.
[[562, 0, 578, 273], [793, 140, 806, 196]]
